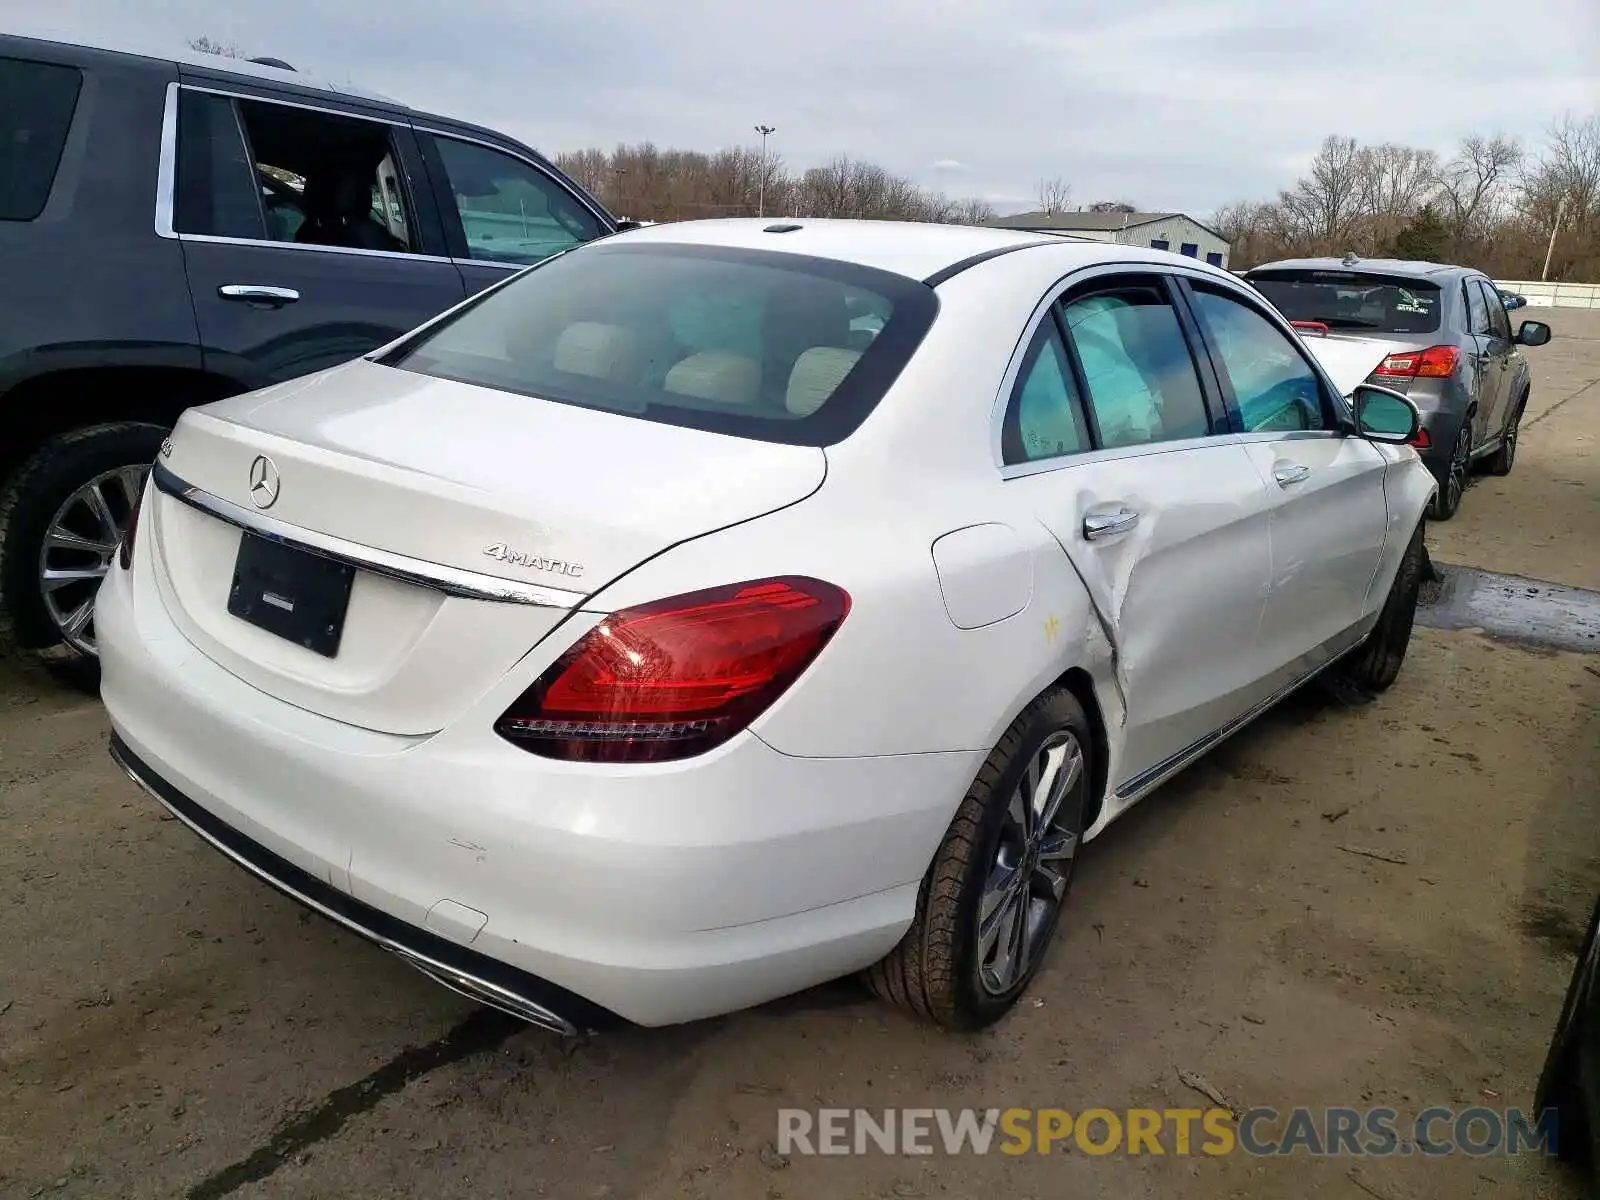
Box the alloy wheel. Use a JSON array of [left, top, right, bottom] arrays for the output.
[[37, 465, 148, 656], [1446, 426, 1471, 512], [976, 729, 1085, 995], [1503, 415, 1518, 469]]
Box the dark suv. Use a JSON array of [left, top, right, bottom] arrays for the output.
[[1244, 257, 1552, 521], [0, 33, 618, 685]]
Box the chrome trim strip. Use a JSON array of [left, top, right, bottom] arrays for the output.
[[178, 80, 403, 125], [150, 462, 584, 607], [108, 740, 580, 1037], [154, 81, 178, 238], [173, 231, 458, 265], [1112, 625, 1367, 800]]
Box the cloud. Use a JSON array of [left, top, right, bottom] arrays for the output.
[[16, 0, 1599, 215]]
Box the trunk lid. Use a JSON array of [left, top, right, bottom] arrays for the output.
[[1300, 331, 1419, 397], [151, 359, 826, 735]]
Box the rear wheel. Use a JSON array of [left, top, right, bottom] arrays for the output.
[[1429, 420, 1472, 521], [1336, 521, 1425, 693], [1487, 392, 1526, 477], [864, 688, 1092, 1030], [0, 423, 165, 691]]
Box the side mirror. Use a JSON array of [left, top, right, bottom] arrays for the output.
[[614, 218, 643, 232], [1352, 384, 1421, 445], [1516, 320, 1552, 347]]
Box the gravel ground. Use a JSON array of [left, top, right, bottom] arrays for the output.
[[1, 308, 1597, 1200]]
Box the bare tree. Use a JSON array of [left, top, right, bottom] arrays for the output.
[[1087, 200, 1138, 213], [1352, 143, 1440, 251], [1278, 135, 1365, 252], [188, 35, 244, 58], [1437, 133, 1522, 248], [1035, 176, 1073, 216]]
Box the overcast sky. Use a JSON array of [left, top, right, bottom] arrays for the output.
[[16, 0, 1600, 215]]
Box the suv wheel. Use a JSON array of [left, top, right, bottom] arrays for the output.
[[1487, 392, 1525, 477], [0, 423, 166, 690], [1429, 421, 1472, 521]]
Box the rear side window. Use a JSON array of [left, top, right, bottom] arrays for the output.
[[1059, 283, 1211, 448], [1248, 270, 1443, 335], [174, 91, 266, 240], [1465, 277, 1490, 334], [1002, 318, 1090, 465], [383, 243, 938, 446], [0, 57, 82, 221]]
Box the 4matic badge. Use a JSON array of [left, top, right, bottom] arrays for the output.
[[483, 543, 584, 579]]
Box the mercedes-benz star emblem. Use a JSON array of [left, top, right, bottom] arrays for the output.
[[248, 455, 280, 510]]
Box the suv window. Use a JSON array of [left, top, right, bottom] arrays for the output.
[[174, 91, 265, 240], [1248, 269, 1443, 335], [1059, 281, 1211, 448], [1478, 279, 1513, 341], [1189, 284, 1328, 432], [433, 136, 603, 265], [1002, 317, 1090, 465], [0, 57, 83, 221], [176, 90, 418, 253], [383, 243, 937, 447], [1465, 276, 1491, 335]]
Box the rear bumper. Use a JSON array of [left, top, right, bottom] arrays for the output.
[[96, 548, 981, 1027], [110, 735, 613, 1036]]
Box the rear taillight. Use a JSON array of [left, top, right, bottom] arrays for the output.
[[1408, 427, 1431, 449], [495, 576, 851, 763], [117, 476, 147, 571], [1374, 345, 1459, 379]]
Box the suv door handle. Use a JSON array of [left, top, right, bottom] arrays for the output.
[[1082, 506, 1140, 541], [219, 284, 299, 305], [1273, 462, 1311, 487]]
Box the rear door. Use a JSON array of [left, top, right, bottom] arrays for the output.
[[166, 82, 468, 390], [999, 271, 1278, 788], [1461, 274, 1499, 448], [1180, 275, 1390, 677], [413, 128, 612, 297], [1472, 276, 1516, 444]]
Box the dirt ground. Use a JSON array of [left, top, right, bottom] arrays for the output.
[[2, 309, 1598, 1200]]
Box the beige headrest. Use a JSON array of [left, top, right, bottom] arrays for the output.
[[663, 352, 761, 407], [553, 322, 642, 383], [786, 347, 861, 417]]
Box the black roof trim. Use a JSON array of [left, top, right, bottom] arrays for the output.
[[923, 238, 1059, 287]]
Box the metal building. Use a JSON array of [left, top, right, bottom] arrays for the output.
[[986, 210, 1232, 268]]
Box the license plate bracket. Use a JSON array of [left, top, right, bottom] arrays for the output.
[[227, 532, 356, 658]]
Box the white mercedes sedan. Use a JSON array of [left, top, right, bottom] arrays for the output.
[[99, 220, 1435, 1034]]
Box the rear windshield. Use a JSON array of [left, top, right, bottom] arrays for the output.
[[1247, 270, 1443, 335], [383, 243, 938, 446]]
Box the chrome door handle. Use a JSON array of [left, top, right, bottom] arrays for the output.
[[1082, 507, 1140, 541], [1273, 463, 1311, 487], [219, 284, 300, 305]]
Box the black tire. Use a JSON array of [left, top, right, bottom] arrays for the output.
[[1535, 893, 1600, 1168], [0, 422, 167, 691], [1429, 418, 1472, 521], [864, 688, 1093, 1030], [1337, 521, 1425, 693], [1487, 391, 1526, 477]]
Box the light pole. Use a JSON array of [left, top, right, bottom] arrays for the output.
[[754, 124, 775, 218], [1541, 196, 1568, 283]]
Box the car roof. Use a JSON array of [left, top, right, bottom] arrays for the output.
[[608, 218, 1235, 285], [1247, 256, 1480, 282], [4, 26, 401, 105]]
